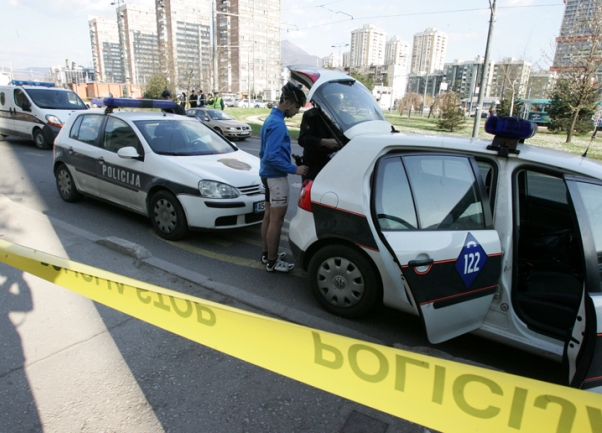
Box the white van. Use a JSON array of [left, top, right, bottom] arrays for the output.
[[0, 80, 88, 149]]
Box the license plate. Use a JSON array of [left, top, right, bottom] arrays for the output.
[[254, 201, 266, 213]]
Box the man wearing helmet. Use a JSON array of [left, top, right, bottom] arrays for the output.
[[259, 82, 309, 273]]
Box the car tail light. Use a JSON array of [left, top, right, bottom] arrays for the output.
[[298, 180, 313, 212]]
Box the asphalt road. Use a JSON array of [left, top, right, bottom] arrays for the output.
[[0, 134, 566, 388]]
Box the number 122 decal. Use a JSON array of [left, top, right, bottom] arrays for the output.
[[455, 233, 488, 288]]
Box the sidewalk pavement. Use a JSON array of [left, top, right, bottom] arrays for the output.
[[0, 194, 435, 433]]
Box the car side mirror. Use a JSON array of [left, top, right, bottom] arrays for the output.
[[21, 100, 32, 112], [204, 117, 210, 121], [117, 146, 140, 159]]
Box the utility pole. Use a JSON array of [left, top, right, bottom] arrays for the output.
[[472, 0, 497, 138]]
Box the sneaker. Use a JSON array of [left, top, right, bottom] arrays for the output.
[[266, 259, 295, 273], [261, 251, 286, 264]]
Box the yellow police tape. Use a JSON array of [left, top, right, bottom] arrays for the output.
[[1, 238, 601, 433]]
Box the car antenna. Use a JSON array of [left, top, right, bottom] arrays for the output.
[[583, 125, 598, 157]]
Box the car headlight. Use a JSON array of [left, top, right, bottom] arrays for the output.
[[46, 114, 63, 128], [199, 180, 240, 198]]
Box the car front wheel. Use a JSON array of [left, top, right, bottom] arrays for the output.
[[308, 245, 381, 318], [149, 190, 189, 240], [34, 129, 51, 150], [55, 164, 83, 202]]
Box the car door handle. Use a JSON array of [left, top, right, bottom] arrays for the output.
[[408, 258, 434, 268], [98, 157, 105, 163], [68, 146, 75, 155]]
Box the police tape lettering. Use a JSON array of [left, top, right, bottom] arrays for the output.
[[1, 239, 601, 433]]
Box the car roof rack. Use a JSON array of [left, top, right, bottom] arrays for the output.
[[485, 116, 537, 157]]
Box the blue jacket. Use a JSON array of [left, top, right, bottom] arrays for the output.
[[259, 108, 297, 178]]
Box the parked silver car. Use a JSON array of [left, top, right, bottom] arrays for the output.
[[187, 108, 251, 140]]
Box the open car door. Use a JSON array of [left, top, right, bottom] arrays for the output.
[[564, 177, 602, 392], [372, 153, 502, 344]]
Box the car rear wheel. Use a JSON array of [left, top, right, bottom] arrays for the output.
[[150, 190, 189, 240], [308, 245, 381, 318], [34, 129, 51, 150], [55, 164, 83, 202]]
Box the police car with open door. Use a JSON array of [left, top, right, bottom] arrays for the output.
[[0, 80, 87, 149], [287, 65, 602, 393], [53, 98, 265, 240]]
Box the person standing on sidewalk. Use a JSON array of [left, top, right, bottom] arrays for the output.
[[189, 90, 198, 108], [260, 82, 308, 272]]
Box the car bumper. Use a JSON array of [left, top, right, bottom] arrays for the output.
[[223, 131, 251, 139], [288, 208, 317, 269], [179, 194, 265, 229]]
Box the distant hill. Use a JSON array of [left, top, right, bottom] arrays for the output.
[[281, 40, 322, 67], [10, 67, 49, 81]]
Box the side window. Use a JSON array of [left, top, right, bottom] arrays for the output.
[[69, 116, 84, 139], [13, 89, 28, 108], [73, 114, 104, 145], [404, 155, 486, 230], [373, 156, 417, 230], [476, 159, 496, 212], [574, 181, 602, 290], [103, 117, 140, 153]]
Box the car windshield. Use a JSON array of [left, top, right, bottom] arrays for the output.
[[312, 80, 385, 131], [207, 109, 235, 120], [26, 89, 87, 110], [134, 119, 236, 156]]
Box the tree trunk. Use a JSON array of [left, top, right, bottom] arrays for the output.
[[566, 110, 580, 144]]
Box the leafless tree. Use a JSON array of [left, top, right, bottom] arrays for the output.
[[398, 92, 423, 121], [550, 0, 602, 143]]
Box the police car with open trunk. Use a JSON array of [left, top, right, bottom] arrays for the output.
[[287, 66, 602, 393]]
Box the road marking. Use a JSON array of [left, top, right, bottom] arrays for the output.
[[150, 230, 303, 276]]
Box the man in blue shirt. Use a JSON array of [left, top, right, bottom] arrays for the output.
[[260, 82, 308, 272]]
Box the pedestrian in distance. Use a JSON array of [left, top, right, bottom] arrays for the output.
[[212, 91, 225, 110], [206, 93, 215, 109], [178, 92, 187, 109], [189, 90, 197, 108], [199, 90, 206, 107], [298, 94, 344, 181], [259, 81, 308, 273], [161, 89, 186, 115]]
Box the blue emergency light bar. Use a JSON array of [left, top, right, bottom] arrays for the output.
[[103, 98, 176, 110], [485, 116, 537, 139], [11, 80, 55, 87]]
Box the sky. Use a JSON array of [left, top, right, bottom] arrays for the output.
[[0, 0, 567, 73]]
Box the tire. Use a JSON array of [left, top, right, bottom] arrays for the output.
[[55, 164, 83, 202], [149, 190, 189, 240], [33, 129, 51, 150], [308, 245, 381, 318]]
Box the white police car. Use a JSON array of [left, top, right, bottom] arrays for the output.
[[287, 66, 602, 392], [53, 98, 265, 240]]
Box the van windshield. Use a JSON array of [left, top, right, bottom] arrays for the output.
[[25, 89, 87, 110]]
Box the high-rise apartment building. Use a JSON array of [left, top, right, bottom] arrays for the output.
[[350, 24, 386, 67], [410, 28, 447, 74], [443, 57, 493, 100], [89, 17, 123, 83], [490, 58, 531, 99], [116, 4, 160, 86], [385, 36, 410, 69], [156, 0, 211, 90], [225, 0, 281, 99], [552, 0, 602, 71]]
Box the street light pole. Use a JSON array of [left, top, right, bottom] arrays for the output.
[[331, 43, 349, 68], [472, 0, 497, 138]]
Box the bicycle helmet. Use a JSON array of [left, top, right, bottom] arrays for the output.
[[280, 81, 306, 106]]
